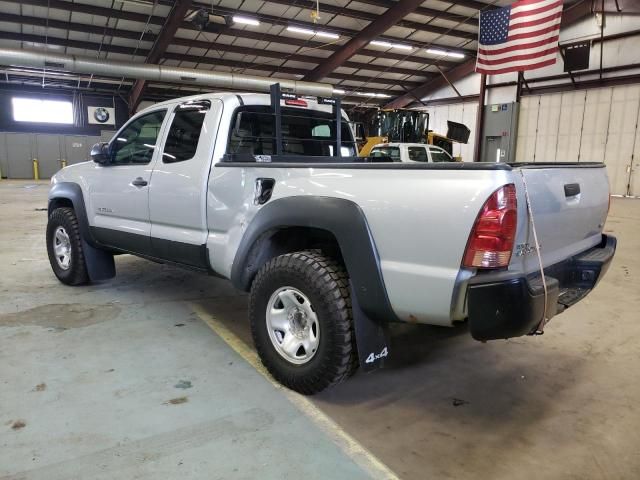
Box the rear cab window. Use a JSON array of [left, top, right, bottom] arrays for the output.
[[407, 146, 428, 162], [227, 106, 357, 157], [162, 100, 210, 163], [429, 146, 454, 163]]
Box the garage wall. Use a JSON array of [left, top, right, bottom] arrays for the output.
[[0, 131, 116, 179], [421, 101, 478, 162], [514, 84, 640, 196]]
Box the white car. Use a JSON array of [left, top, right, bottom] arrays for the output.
[[370, 142, 455, 163], [46, 88, 615, 394]]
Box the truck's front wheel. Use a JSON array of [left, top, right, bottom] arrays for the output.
[[249, 251, 357, 394], [46, 207, 89, 286]]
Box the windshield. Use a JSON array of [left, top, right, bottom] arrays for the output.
[[370, 146, 400, 161], [228, 106, 357, 157]]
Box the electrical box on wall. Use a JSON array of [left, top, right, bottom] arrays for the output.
[[481, 102, 519, 163]]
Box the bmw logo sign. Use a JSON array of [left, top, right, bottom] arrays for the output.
[[94, 107, 110, 123]]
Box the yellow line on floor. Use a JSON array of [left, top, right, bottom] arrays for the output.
[[190, 302, 400, 480]]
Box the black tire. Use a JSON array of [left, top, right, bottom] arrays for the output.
[[46, 207, 90, 286], [249, 251, 358, 395]]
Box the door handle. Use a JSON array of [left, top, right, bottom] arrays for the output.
[[131, 177, 148, 187]]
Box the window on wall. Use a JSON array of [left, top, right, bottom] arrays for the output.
[[12, 97, 74, 124]]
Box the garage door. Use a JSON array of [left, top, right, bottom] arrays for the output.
[[35, 135, 63, 179], [5, 133, 33, 179], [516, 84, 640, 196]]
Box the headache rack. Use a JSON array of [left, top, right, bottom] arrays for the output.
[[221, 83, 393, 164]]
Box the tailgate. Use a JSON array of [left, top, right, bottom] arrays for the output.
[[510, 163, 609, 273]]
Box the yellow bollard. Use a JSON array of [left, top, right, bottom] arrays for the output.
[[61, 159, 67, 169], [32, 158, 40, 180]]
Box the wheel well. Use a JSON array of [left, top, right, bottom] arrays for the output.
[[243, 227, 343, 290], [49, 197, 74, 214]]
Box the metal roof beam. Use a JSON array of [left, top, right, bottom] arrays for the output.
[[342, 0, 478, 25], [222, 0, 476, 39], [303, 0, 429, 82], [2, 11, 462, 72], [1, 0, 473, 64], [129, 0, 193, 112]]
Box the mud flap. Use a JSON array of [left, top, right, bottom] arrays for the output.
[[82, 239, 116, 282], [350, 283, 390, 372]]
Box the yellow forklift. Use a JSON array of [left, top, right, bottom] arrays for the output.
[[354, 109, 470, 160]]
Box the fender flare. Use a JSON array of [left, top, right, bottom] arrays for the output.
[[48, 182, 115, 281], [230, 196, 399, 324], [48, 182, 97, 247]]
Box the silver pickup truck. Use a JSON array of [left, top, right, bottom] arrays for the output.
[[46, 88, 616, 394]]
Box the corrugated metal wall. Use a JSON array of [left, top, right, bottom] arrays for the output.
[[515, 84, 640, 196], [422, 102, 478, 162]]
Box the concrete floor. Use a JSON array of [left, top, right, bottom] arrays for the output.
[[1, 180, 639, 479]]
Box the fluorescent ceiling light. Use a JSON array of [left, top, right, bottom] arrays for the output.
[[333, 89, 346, 95], [315, 30, 340, 39], [370, 40, 413, 50], [286, 26, 339, 39], [426, 48, 465, 59], [356, 92, 391, 98], [233, 15, 260, 26]]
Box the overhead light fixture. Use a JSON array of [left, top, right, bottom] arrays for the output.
[[185, 8, 210, 30], [370, 40, 413, 51], [370, 40, 393, 48], [286, 26, 339, 39], [232, 15, 260, 26], [426, 48, 465, 59], [356, 92, 391, 98], [333, 89, 346, 95]]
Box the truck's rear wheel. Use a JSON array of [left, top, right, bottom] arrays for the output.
[[46, 207, 89, 286], [249, 251, 358, 394]]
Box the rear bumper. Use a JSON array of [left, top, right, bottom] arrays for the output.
[[467, 234, 616, 341]]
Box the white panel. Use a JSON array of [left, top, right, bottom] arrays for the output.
[[534, 93, 562, 162], [603, 84, 640, 196], [556, 90, 586, 163], [580, 88, 612, 163], [461, 102, 477, 162], [515, 96, 539, 163]]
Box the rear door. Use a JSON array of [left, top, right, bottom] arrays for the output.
[[87, 109, 168, 254], [148, 99, 222, 268], [511, 164, 610, 272]]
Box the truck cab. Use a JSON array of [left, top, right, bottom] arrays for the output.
[[369, 142, 455, 163]]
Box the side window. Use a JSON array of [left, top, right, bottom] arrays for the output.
[[408, 146, 428, 162], [163, 102, 209, 163], [429, 147, 454, 163], [111, 110, 166, 165]]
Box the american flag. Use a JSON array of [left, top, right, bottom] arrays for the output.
[[475, 0, 564, 75]]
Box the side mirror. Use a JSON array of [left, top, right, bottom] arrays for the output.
[[90, 142, 112, 165]]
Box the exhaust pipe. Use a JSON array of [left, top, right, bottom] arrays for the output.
[[0, 47, 336, 98]]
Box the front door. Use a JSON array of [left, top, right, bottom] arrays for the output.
[[148, 99, 221, 267], [87, 109, 168, 255]]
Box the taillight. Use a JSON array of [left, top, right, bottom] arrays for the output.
[[463, 184, 517, 269]]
